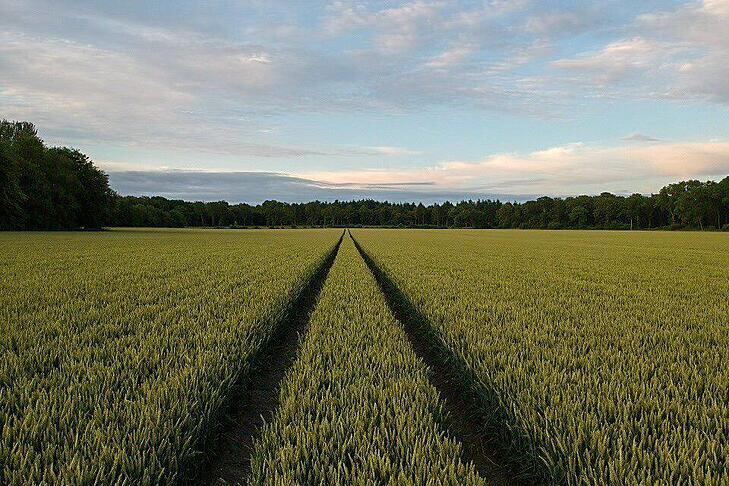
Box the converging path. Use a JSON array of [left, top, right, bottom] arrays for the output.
[[244, 234, 484, 484], [199, 232, 521, 485]]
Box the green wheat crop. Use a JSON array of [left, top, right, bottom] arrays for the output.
[[248, 235, 484, 485], [0, 228, 339, 484], [352, 229, 729, 485]]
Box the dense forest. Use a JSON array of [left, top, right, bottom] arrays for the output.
[[111, 187, 729, 230], [2, 120, 728, 231]]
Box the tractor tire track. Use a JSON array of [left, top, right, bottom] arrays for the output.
[[350, 230, 537, 486], [192, 231, 344, 485]]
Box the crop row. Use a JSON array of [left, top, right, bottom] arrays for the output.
[[248, 235, 484, 484], [0, 229, 340, 484], [352, 229, 729, 485]]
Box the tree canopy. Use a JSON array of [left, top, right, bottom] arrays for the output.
[[110, 178, 729, 231], [0, 120, 113, 230]]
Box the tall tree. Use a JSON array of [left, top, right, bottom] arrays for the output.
[[0, 120, 113, 230]]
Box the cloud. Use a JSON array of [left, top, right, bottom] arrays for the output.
[[107, 169, 514, 204], [109, 171, 330, 203], [425, 44, 475, 69], [553, 0, 729, 103], [0, 31, 427, 159], [638, 0, 729, 103], [523, 10, 599, 36], [623, 141, 729, 178], [0, 0, 644, 154], [622, 133, 661, 142], [0, 21, 357, 150], [363, 146, 422, 156], [324, 1, 446, 53], [0, 0, 563, 156], [115, 138, 722, 199], [296, 140, 729, 195], [0, 32, 192, 137], [552, 38, 677, 86]]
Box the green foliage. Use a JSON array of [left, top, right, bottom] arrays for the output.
[[248, 236, 483, 485], [108, 176, 729, 231], [0, 120, 114, 230], [0, 229, 339, 484], [353, 229, 729, 485]]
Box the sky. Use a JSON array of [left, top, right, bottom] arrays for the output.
[[2, 0, 729, 203]]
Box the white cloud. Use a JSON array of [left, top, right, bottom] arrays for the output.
[[623, 141, 729, 177], [0, 33, 192, 136], [324, 1, 446, 53], [425, 44, 475, 69], [296, 140, 729, 195], [0, 0, 612, 142], [623, 133, 661, 142], [0, 27, 357, 153], [552, 38, 677, 85], [554, 0, 729, 103], [523, 11, 595, 35], [365, 146, 422, 156]]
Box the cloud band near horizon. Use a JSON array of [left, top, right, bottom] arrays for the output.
[[106, 138, 729, 203]]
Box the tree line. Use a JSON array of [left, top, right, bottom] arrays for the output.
[[2, 120, 728, 231], [110, 186, 729, 230]]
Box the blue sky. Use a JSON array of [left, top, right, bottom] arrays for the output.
[[2, 0, 728, 202]]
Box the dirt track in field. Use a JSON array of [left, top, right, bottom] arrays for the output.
[[350, 230, 534, 486], [192, 232, 344, 485], [194, 228, 533, 485]]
